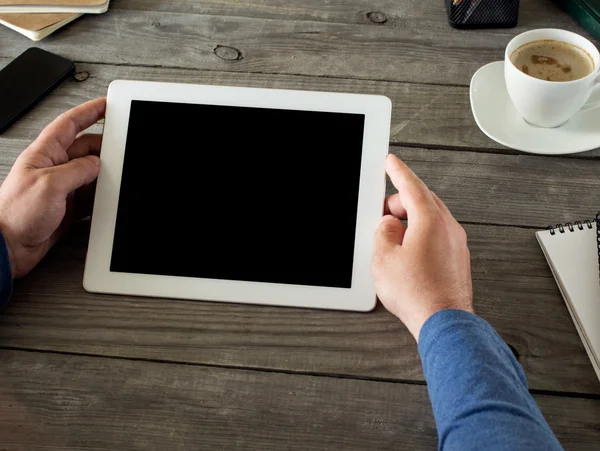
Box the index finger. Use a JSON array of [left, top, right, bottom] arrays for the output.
[[24, 97, 106, 167], [385, 154, 438, 222]]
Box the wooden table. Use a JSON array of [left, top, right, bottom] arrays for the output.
[[0, 0, 599, 449]]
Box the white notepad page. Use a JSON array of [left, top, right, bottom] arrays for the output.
[[536, 226, 600, 381]]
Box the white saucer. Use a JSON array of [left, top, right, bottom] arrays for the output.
[[470, 61, 600, 155]]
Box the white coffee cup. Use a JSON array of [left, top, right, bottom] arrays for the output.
[[505, 28, 600, 128]]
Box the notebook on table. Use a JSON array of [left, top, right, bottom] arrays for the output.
[[0, 0, 108, 14], [536, 214, 600, 381], [0, 12, 80, 40]]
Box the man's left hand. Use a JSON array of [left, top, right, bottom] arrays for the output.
[[0, 97, 106, 278]]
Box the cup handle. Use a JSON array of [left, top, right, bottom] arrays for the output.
[[579, 75, 600, 112]]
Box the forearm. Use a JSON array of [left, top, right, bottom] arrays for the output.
[[0, 230, 13, 308], [418, 309, 562, 451]]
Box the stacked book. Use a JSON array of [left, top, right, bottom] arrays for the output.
[[0, 0, 109, 41]]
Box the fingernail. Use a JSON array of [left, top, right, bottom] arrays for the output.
[[93, 156, 100, 166], [380, 215, 396, 223]]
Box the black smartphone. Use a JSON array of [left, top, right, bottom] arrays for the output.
[[0, 48, 75, 134]]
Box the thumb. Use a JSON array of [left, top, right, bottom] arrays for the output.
[[373, 215, 406, 254], [51, 155, 101, 195]]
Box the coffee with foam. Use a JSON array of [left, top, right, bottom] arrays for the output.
[[510, 39, 594, 82]]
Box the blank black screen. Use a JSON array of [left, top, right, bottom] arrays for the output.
[[110, 100, 365, 288]]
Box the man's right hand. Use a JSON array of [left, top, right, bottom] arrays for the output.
[[372, 154, 474, 341]]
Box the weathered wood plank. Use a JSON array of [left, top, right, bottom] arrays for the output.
[[395, 147, 600, 229], [0, 350, 598, 450], [2, 59, 600, 161], [1, 214, 598, 395], [0, 57, 500, 152], [109, 0, 578, 32], [112, 0, 453, 25], [0, 3, 594, 87]]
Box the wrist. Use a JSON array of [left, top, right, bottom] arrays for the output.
[[405, 304, 474, 343]]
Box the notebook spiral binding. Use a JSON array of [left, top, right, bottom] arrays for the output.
[[546, 214, 600, 273], [547, 220, 593, 235]]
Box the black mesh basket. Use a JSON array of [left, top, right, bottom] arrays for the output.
[[446, 0, 520, 28]]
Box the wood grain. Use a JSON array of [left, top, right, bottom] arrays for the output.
[[0, 349, 598, 450], [1, 215, 598, 395], [395, 147, 600, 228], [0, 57, 503, 152], [1, 59, 600, 160], [109, 0, 579, 32], [0, 3, 594, 86]]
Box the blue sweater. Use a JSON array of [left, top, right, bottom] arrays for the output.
[[0, 231, 12, 309], [0, 233, 562, 450], [419, 310, 563, 450]]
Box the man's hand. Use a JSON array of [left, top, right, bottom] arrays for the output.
[[372, 154, 473, 341], [0, 98, 106, 279]]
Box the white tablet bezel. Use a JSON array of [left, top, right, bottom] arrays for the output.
[[84, 80, 391, 311]]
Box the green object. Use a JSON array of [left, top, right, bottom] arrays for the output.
[[554, 0, 600, 40]]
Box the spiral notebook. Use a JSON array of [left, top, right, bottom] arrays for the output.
[[536, 214, 600, 381]]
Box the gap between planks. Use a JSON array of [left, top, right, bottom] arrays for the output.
[[1, 345, 599, 401]]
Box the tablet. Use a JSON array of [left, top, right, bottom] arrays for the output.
[[83, 80, 391, 311]]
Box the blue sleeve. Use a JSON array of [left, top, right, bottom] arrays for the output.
[[418, 309, 563, 451], [0, 230, 13, 309]]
